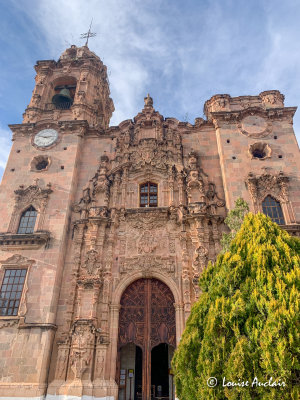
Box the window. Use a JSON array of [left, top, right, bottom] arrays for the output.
[[0, 269, 27, 316], [262, 196, 285, 225], [17, 206, 37, 234], [140, 182, 158, 207]]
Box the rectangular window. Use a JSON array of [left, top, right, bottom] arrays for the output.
[[0, 269, 27, 316]]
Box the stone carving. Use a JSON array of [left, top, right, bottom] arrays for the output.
[[73, 187, 92, 219], [0, 254, 35, 267], [31, 94, 41, 107], [0, 319, 18, 330], [137, 230, 158, 254], [238, 113, 272, 138], [129, 138, 172, 171], [191, 244, 209, 300], [144, 93, 153, 107], [169, 235, 176, 254], [260, 90, 285, 108], [204, 94, 231, 118], [248, 142, 272, 160], [82, 249, 101, 275], [75, 90, 86, 103], [246, 171, 290, 206], [73, 155, 111, 216], [128, 211, 167, 230], [69, 321, 95, 380], [55, 339, 70, 380], [13, 179, 52, 215], [186, 152, 225, 214], [119, 255, 176, 276]]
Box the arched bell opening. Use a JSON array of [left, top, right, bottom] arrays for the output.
[[51, 77, 77, 110], [117, 278, 176, 400]]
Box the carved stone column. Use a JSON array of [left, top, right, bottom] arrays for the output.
[[54, 339, 70, 382], [112, 172, 121, 208], [177, 172, 185, 206], [168, 166, 175, 206], [121, 167, 128, 208], [180, 232, 192, 320], [174, 303, 185, 344], [108, 304, 121, 381], [212, 218, 221, 256]]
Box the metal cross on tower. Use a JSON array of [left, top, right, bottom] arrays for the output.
[[80, 20, 96, 46]]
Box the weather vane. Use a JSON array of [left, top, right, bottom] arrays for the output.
[[80, 19, 96, 46]]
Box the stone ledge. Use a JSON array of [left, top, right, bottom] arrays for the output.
[[0, 231, 50, 250], [281, 224, 300, 237]]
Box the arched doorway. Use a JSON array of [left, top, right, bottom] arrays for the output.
[[118, 278, 176, 400]]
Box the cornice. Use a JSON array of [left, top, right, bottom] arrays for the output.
[[211, 106, 297, 124], [0, 231, 51, 250]]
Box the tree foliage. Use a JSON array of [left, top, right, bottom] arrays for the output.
[[221, 197, 249, 253], [172, 213, 300, 400]]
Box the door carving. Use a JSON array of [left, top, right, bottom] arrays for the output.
[[118, 278, 176, 400]]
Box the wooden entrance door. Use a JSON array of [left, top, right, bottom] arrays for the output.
[[118, 279, 176, 400]]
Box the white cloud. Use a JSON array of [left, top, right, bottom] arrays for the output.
[[5, 0, 300, 145]]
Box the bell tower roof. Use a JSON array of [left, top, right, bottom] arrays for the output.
[[22, 44, 114, 129], [59, 45, 101, 62]]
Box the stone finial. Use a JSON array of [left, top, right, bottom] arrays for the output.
[[144, 93, 153, 107]]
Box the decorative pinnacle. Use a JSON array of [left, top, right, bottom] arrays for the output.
[[80, 19, 97, 46], [144, 93, 153, 107]]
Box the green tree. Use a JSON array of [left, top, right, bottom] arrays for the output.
[[172, 212, 300, 400], [221, 197, 249, 252]]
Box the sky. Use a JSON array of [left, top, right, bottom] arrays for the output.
[[0, 0, 300, 178]]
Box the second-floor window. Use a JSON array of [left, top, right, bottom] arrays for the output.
[[17, 206, 37, 234], [140, 182, 158, 207], [0, 269, 27, 316], [262, 196, 285, 225]]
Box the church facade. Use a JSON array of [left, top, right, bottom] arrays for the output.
[[0, 45, 299, 400]]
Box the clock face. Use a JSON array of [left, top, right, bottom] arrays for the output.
[[34, 129, 58, 147]]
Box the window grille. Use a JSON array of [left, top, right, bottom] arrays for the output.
[[262, 196, 285, 225], [17, 206, 37, 234], [0, 269, 27, 316], [140, 182, 158, 207]]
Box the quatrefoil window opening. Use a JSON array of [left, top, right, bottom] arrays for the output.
[[140, 182, 158, 207]]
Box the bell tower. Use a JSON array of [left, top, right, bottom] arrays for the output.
[[23, 45, 114, 129], [0, 45, 114, 399]]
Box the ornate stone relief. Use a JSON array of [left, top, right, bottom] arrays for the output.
[[248, 142, 272, 160], [73, 156, 111, 218], [186, 152, 225, 215], [259, 90, 285, 109], [69, 321, 96, 380], [119, 255, 176, 276], [55, 339, 70, 380], [246, 171, 289, 206], [245, 170, 294, 223], [8, 179, 52, 233], [82, 249, 102, 275], [137, 230, 158, 254], [238, 114, 272, 138], [204, 94, 231, 117]]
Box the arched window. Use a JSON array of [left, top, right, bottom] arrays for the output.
[[262, 196, 285, 225], [17, 206, 38, 234], [140, 182, 158, 207]]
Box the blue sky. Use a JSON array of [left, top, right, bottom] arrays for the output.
[[0, 0, 300, 178]]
